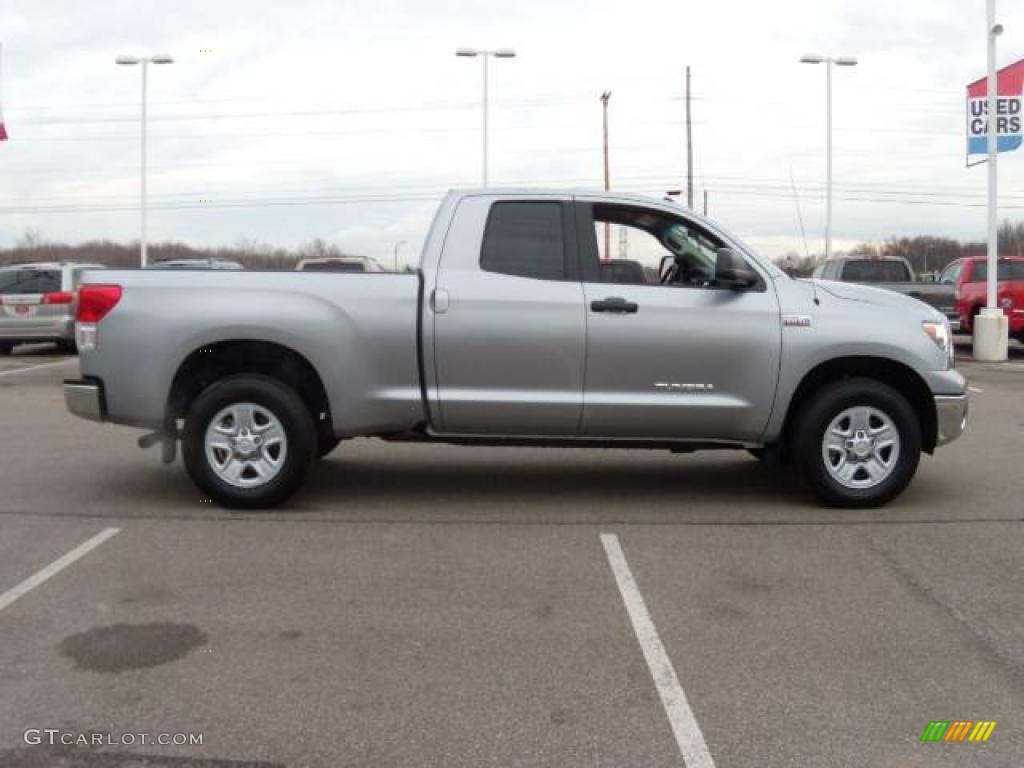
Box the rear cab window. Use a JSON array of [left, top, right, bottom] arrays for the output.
[[840, 260, 910, 282], [479, 201, 570, 281]]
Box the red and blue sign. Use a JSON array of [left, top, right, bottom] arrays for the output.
[[966, 58, 1024, 159]]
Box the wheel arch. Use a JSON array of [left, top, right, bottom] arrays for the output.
[[166, 340, 333, 442], [781, 356, 938, 454]]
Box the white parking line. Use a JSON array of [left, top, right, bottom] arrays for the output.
[[0, 528, 120, 613], [968, 386, 984, 393], [0, 359, 75, 378], [600, 533, 715, 768]]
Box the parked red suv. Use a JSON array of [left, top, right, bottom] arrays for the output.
[[939, 256, 1024, 341]]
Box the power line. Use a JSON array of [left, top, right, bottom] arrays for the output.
[[4, 179, 1024, 216]]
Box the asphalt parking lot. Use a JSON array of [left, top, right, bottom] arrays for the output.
[[1, 341, 1023, 767]]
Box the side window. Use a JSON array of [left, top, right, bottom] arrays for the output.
[[586, 204, 726, 289], [480, 201, 566, 281], [968, 261, 1014, 283], [939, 263, 961, 284]]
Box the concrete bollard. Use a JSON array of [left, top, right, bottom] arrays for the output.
[[973, 307, 1009, 362]]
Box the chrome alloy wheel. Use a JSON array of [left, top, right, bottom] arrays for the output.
[[204, 402, 288, 488], [821, 406, 901, 490]]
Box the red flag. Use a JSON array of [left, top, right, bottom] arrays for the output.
[[0, 42, 8, 141]]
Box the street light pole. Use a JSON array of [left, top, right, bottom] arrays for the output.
[[117, 54, 174, 268], [800, 53, 857, 261], [141, 59, 148, 268], [974, 0, 1009, 361], [455, 48, 516, 186], [825, 60, 832, 260], [600, 90, 612, 260], [986, 0, 1000, 313]]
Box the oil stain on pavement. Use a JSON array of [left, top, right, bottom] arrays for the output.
[[59, 623, 207, 673]]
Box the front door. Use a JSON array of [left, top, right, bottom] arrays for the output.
[[576, 201, 782, 442]]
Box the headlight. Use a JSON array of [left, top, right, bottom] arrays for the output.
[[922, 318, 953, 368]]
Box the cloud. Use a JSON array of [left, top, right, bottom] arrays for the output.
[[0, 0, 1021, 260]]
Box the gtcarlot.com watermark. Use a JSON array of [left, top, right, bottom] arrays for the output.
[[24, 729, 203, 747]]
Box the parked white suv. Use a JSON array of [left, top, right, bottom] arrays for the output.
[[0, 261, 105, 354]]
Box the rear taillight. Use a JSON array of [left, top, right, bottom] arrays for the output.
[[76, 284, 122, 323], [42, 291, 74, 305]]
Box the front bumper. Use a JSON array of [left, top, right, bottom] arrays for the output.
[[935, 393, 968, 446], [64, 378, 106, 422]]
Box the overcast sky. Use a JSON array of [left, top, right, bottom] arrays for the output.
[[1, 0, 1022, 265]]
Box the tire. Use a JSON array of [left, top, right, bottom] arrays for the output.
[[57, 339, 78, 354], [793, 378, 921, 508], [0, 342, 12, 356], [182, 374, 316, 509], [317, 435, 342, 459]]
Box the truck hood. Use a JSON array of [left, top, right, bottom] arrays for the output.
[[809, 279, 940, 317]]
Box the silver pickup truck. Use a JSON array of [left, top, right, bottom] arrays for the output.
[[64, 189, 968, 509]]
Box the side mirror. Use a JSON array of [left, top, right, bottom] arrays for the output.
[[714, 248, 759, 290]]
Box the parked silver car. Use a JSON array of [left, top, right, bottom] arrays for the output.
[[0, 261, 105, 354]]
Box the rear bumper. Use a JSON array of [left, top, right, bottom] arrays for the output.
[[64, 378, 106, 422], [0, 317, 74, 341], [935, 393, 968, 446]]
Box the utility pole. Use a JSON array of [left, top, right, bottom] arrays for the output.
[[703, 189, 708, 217], [600, 90, 612, 261], [686, 66, 693, 209], [393, 239, 407, 273]]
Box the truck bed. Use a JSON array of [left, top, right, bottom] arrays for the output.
[[77, 269, 425, 436]]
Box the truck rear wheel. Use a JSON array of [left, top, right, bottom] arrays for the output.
[[793, 378, 921, 508], [182, 374, 316, 509]]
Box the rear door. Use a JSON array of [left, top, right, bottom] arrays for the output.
[[0, 267, 65, 336], [430, 195, 586, 436], [576, 200, 781, 442]]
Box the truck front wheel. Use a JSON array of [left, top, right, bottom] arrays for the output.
[[182, 374, 316, 509], [793, 378, 921, 508]]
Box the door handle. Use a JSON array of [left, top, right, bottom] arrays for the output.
[[590, 296, 638, 314]]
